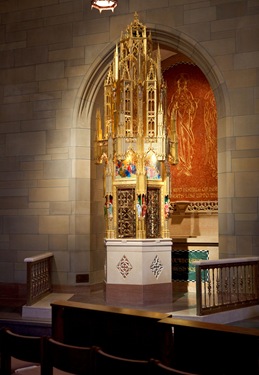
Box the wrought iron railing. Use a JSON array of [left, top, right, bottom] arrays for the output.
[[24, 252, 53, 306], [194, 257, 259, 315]]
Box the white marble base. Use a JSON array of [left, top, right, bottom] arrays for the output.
[[105, 238, 173, 304]]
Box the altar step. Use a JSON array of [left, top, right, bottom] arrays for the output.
[[21, 291, 259, 326], [172, 304, 259, 324], [22, 293, 74, 320]]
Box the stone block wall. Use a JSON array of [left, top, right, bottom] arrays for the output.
[[0, 0, 258, 287]]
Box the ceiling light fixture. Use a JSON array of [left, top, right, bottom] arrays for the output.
[[91, 0, 118, 12]]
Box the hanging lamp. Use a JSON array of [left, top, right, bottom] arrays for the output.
[[91, 0, 117, 12]]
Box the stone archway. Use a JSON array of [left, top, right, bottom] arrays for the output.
[[74, 24, 230, 284]]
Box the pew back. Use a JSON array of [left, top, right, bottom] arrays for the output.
[[159, 317, 259, 375], [0, 328, 42, 375], [51, 300, 172, 363], [42, 337, 95, 375], [94, 347, 150, 375], [149, 359, 199, 375]]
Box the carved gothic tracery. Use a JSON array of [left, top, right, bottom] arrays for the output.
[[95, 13, 174, 239]]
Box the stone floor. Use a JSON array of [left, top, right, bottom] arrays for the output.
[[1, 288, 259, 329]]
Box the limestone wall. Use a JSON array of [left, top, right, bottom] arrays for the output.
[[0, 1, 258, 287]]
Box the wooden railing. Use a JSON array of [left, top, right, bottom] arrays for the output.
[[51, 300, 259, 375], [159, 316, 259, 375], [194, 257, 259, 315], [24, 252, 53, 306]]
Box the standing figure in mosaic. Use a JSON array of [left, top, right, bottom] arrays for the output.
[[168, 73, 199, 176]]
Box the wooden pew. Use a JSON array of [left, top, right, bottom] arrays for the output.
[[51, 300, 173, 364], [149, 359, 199, 375], [158, 317, 259, 375], [42, 337, 95, 375], [93, 347, 150, 375], [0, 328, 42, 375]]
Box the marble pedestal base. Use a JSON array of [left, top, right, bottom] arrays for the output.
[[105, 238, 173, 305]]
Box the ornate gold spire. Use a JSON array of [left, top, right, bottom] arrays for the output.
[[95, 13, 174, 239]]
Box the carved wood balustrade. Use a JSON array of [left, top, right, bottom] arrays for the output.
[[24, 252, 53, 306], [194, 257, 259, 315]]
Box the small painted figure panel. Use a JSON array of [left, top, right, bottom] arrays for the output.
[[145, 150, 161, 180]]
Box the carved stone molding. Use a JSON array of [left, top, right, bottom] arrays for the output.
[[170, 201, 218, 214]]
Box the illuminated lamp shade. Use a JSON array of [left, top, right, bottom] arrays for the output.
[[91, 0, 118, 12]]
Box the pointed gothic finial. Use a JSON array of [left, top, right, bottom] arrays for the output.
[[157, 44, 162, 84], [114, 44, 119, 81]]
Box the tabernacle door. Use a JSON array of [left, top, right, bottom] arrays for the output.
[[117, 187, 136, 238], [146, 187, 160, 238]]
